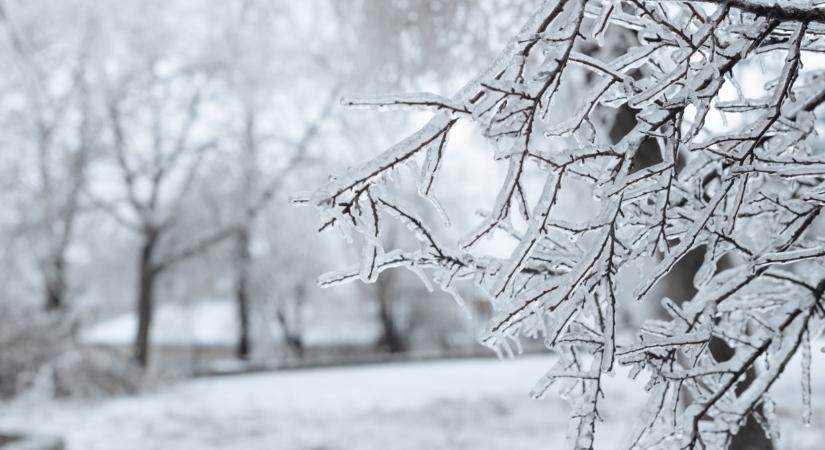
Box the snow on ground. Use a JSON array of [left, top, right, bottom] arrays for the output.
[[1, 354, 823, 450]]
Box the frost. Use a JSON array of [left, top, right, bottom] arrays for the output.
[[302, 1, 825, 448], [341, 92, 468, 115], [802, 328, 812, 427]]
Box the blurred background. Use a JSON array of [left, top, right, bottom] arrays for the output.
[[0, 1, 560, 448], [0, 1, 821, 449], [0, 0, 538, 382]]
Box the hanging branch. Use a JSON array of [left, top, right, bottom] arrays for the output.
[[302, 0, 825, 448]]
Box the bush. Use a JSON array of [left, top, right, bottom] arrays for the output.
[[0, 306, 72, 399], [0, 306, 140, 399]]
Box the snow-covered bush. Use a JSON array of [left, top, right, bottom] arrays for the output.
[[300, 1, 825, 448], [49, 348, 141, 398], [0, 307, 72, 398], [0, 306, 140, 399]]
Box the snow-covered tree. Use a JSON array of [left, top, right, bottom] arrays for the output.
[[301, 1, 825, 448], [0, 0, 99, 311], [203, 0, 342, 360], [86, 2, 243, 367]]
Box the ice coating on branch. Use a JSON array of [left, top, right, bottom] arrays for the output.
[[303, 0, 825, 448], [802, 328, 812, 426], [341, 92, 468, 115]]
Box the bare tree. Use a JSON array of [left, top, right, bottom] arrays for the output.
[[229, 89, 337, 359], [206, 0, 343, 360], [0, 1, 96, 312], [304, 1, 825, 448], [92, 69, 238, 368]]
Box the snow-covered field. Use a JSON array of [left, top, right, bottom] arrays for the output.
[[1, 354, 823, 450]]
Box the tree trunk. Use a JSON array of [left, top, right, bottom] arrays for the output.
[[275, 284, 305, 361], [375, 271, 408, 353], [43, 255, 66, 311], [235, 106, 257, 360], [234, 227, 251, 359], [42, 210, 81, 312], [284, 333, 304, 360], [133, 228, 159, 368], [42, 79, 89, 313]]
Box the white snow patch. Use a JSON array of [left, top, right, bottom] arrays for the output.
[[2, 351, 823, 450]]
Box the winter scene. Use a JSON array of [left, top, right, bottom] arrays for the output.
[[2, 1, 825, 449]]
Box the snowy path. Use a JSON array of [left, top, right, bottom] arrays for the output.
[[0, 354, 822, 449]]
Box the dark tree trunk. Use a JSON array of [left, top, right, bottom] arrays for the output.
[[44, 256, 67, 312], [44, 285, 64, 312], [133, 228, 159, 368], [234, 227, 252, 359], [235, 107, 257, 360], [42, 93, 87, 313], [375, 271, 408, 353], [275, 284, 305, 361], [284, 334, 304, 360]]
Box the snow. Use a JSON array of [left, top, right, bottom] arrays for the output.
[[1, 353, 823, 450], [0, 356, 561, 450]]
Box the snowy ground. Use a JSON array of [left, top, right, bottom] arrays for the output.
[[1, 354, 823, 450]]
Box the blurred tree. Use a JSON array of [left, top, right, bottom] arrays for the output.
[[0, 0, 99, 311], [202, 0, 343, 359], [86, 2, 241, 367], [332, 0, 541, 89]]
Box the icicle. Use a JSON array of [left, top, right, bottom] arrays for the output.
[[403, 157, 420, 181], [444, 285, 472, 322], [410, 264, 434, 292], [802, 328, 812, 426], [511, 334, 524, 355], [490, 339, 505, 360], [693, 250, 717, 289], [590, 0, 614, 46], [421, 193, 452, 228], [531, 301, 549, 338], [761, 396, 781, 441], [417, 136, 442, 187], [602, 285, 616, 372], [359, 243, 382, 283]]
